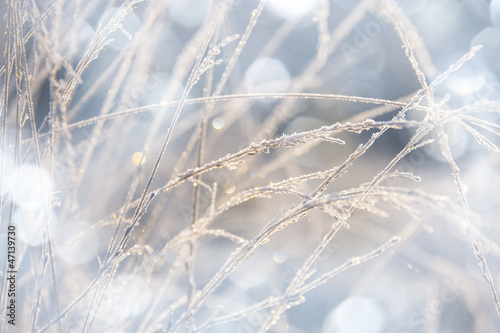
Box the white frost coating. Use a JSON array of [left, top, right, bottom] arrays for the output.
[[103, 7, 141, 51]]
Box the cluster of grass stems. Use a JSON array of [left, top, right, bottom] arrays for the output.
[[1, 0, 500, 332]]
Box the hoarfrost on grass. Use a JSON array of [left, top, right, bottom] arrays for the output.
[[1, 0, 500, 332]]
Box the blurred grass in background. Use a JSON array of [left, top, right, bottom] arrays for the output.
[[1, 0, 500, 332]]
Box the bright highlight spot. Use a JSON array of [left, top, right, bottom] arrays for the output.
[[55, 220, 99, 265], [18, 208, 56, 246], [323, 296, 386, 333], [132, 152, 146, 166], [272, 250, 287, 264], [266, 0, 318, 19], [212, 117, 225, 129], [169, 0, 211, 28], [237, 161, 248, 174], [447, 74, 484, 96], [446, 71, 500, 102], [225, 183, 236, 194], [5, 165, 53, 211], [230, 250, 273, 288], [470, 27, 500, 71], [466, 158, 500, 210], [99, 274, 152, 319], [491, 0, 500, 28], [245, 57, 291, 95]]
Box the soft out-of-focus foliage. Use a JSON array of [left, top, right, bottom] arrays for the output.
[[1, 0, 500, 332]]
